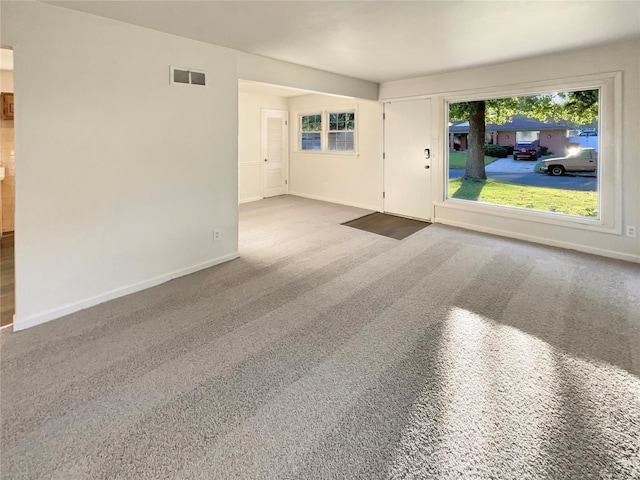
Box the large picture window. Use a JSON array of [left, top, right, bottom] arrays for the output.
[[443, 72, 620, 233], [448, 89, 600, 219], [297, 108, 357, 154]]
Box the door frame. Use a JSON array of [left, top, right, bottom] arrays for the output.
[[261, 109, 289, 198]]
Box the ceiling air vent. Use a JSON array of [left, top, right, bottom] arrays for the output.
[[170, 66, 206, 86]]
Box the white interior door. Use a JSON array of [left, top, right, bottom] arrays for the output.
[[383, 99, 432, 221], [262, 110, 288, 198]]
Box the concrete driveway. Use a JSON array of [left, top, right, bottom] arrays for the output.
[[450, 156, 597, 192], [485, 156, 536, 175]]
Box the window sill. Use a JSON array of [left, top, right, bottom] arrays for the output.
[[436, 199, 621, 235]]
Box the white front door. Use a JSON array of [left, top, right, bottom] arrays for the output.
[[262, 109, 288, 198], [383, 99, 432, 221]]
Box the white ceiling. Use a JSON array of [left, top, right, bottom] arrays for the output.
[[48, 1, 640, 83]]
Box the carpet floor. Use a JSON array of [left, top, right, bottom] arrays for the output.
[[1, 195, 639, 479]]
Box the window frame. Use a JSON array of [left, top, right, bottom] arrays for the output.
[[327, 111, 356, 153], [295, 106, 359, 156], [440, 72, 621, 235]]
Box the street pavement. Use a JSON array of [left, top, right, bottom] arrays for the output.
[[450, 156, 597, 192]]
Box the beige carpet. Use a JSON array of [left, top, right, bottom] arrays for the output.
[[1, 195, 639, 479]]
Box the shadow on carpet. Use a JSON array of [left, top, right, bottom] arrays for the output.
[[342, 212, 431, 240]]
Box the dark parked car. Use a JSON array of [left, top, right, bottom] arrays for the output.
[[513, 140, 540, 160]]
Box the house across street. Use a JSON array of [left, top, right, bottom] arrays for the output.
[[449, 117, 570, 156]]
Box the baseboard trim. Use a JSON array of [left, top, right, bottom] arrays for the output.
[[288, 192, 380, 212], [239, 196, 263, 204], [12, 252, 240, 332], [438, 219, 640, 263]]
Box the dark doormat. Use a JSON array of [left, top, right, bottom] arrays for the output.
[[342, 212, 431, 240]]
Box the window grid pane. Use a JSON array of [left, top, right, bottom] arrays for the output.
[[301, 114, 322, 131], [328, 111, 355, 151], [301, 132, 321, 150], [328, 112, 355, 131], [328, 132, 354, 152]]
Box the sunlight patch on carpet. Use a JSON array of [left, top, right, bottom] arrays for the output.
[[387, 307, 640, 478]]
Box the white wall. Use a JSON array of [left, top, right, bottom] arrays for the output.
[[0, 70, 14, 92], [3, 2, 240, 330], [288, 94, 383, 211], [238, 92, 288, 203], [380, 39, 640, 263], [2, 1, 378, 330]]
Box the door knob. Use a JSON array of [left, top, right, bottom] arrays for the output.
[[424, 165, 430, 169], [264, 158, 268, 162], [424, 148, 430, 159]]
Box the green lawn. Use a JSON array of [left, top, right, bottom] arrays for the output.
[[449, 151, 499, 169], [449, 178, 598, 217]]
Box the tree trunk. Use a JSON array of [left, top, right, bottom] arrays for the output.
[[464, 101, 487, 179]]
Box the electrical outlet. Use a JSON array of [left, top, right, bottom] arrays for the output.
[[213, 229, 221, 242], [626, 225, 637, 238]]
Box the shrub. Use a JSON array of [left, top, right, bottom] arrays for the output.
[[484, 144, 508, 158], [540, 146, 549, 156]]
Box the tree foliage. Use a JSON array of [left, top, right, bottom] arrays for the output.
[[449, 90, 599, 179], [450, 90, 599, 125]]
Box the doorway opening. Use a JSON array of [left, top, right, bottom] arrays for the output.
[[1, 47, 15, 328], [238, 80, 310, 205]]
